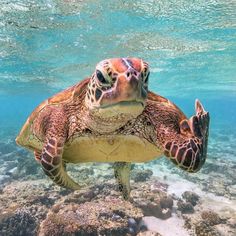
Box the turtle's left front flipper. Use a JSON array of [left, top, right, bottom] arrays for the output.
[[164, 100, 210, 172]]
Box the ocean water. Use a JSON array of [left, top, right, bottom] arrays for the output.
[[0, 0, 236, 235]]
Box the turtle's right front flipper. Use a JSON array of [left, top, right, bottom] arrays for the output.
[[163, 100, 210, 172], [40, 109, 80, 190]]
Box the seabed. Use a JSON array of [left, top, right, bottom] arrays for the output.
[[0, 133, 236, 236], [0, 0, 235, 235]]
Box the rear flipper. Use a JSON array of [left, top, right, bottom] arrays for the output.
[[114, 162, 131, 200], [164, 99, 210, 172]]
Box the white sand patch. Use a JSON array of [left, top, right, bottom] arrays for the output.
[[150, 161, 236, 218], [164, 172, 236, 214], [200, 195, 236, 214], [142, 214, 190, 236], [167, 179, 198, 197]]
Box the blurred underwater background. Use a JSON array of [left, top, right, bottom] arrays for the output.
[[0, 0, 236, 235]]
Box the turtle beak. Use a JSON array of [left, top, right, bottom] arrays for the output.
[[127, 74, 147, 103], [120, 73, 147, 102], [100, 73, 146, 107]]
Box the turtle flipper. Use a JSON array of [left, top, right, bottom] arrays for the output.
[[164, 100, 210, 172], [39, 108, 80, 190], [191, 99, 209, 139], [41, 137, 80, 190], [114, 162, 131, 200], [34, 150, 41, 163]]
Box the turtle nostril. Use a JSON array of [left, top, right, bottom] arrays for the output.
[[127, 72, 130, 77]]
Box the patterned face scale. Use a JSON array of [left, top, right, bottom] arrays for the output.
[[85, 58, 150, 109]]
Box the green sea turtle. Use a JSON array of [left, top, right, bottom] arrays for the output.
[[16, 58, 210, 200]]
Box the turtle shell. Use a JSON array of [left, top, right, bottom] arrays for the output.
[[15, 78, 90, 150]]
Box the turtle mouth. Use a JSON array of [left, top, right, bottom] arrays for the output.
[[99, 100, 145, 109]]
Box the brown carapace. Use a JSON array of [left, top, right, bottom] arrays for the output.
[[16, 58, 210, 200]]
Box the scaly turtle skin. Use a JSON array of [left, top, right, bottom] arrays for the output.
[[16, 58, 210, 200]]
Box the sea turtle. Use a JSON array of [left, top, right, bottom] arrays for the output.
[[16, 58, 210, 200]]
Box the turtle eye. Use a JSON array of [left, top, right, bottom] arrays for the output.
[[96, 70, 109, 84], [142, 66, 149, 84]]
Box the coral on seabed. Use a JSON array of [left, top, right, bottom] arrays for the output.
[[201, 210, 222, 226], [0, 208, 38, 236], [182, 191, 200, 206], [131, 182, 173, 219], [1, 158, 236, 236], [177, 200, 194, 214], [38, 198, 143, 236], [131, 168, 153, 182], [194, 221, 221, 236], [176, 191, 200, 214]]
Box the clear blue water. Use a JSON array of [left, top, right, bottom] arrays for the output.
[[1, 3, 236, 235], [0, 0, 235, 161]]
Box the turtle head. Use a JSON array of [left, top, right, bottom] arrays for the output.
[[84, 58, 149, 132], [86, 58, 149, 109]]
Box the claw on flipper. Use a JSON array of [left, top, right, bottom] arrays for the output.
[[195, 99, 206, 115]]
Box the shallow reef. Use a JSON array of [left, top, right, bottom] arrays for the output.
[[0, 208, 38, 236], [0, 139, 236, 235], [0, 172, 235, 235], [39, 198, 143, 235]]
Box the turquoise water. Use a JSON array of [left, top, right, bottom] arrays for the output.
[[0, 0, 236, 161], [0, 1, 236, 235]]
